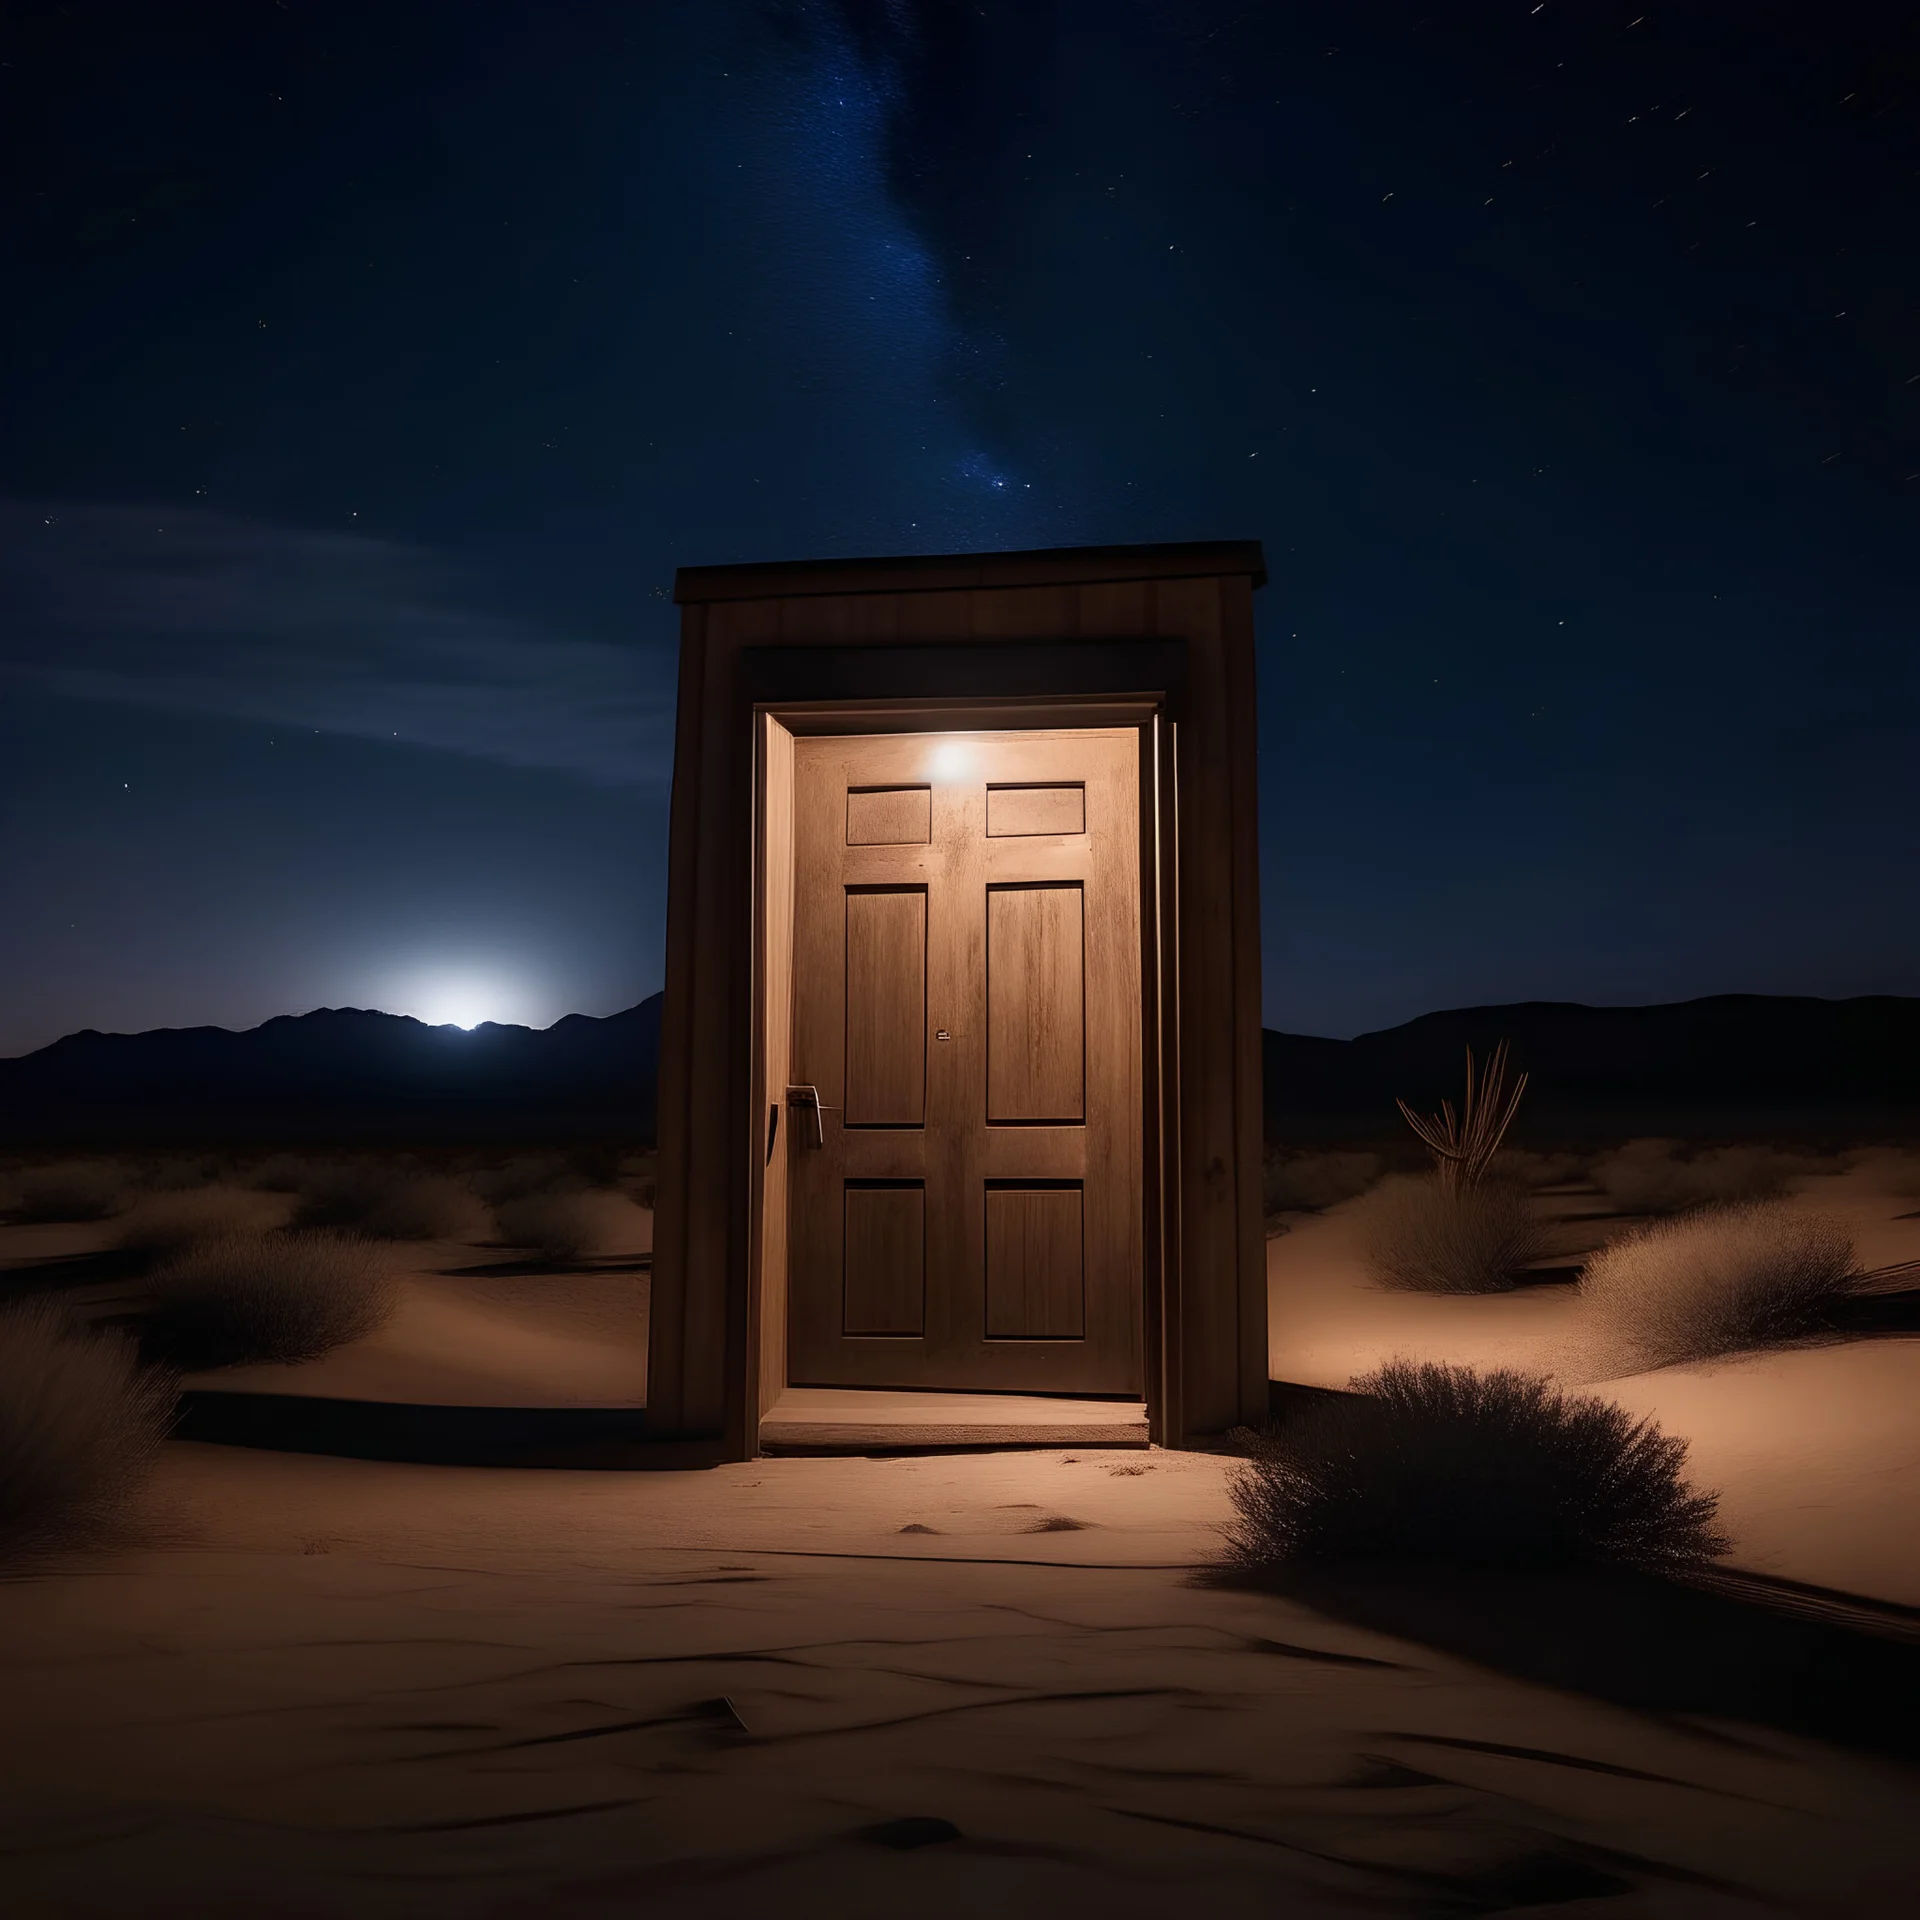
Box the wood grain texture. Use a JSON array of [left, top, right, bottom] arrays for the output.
[[674, 538, 1266, 603], [787, 729, 1139, 1394], [984, 1187, 1085, 1339], [843, 888, 927, 1125], [654, 540, 1265, 1453], [752, 717, 797, 1420], [986, 784, 1085, 837], [846, 786, 930, 845], [842, 1185, 926, 1336], [986, 884, 1085, 1123]]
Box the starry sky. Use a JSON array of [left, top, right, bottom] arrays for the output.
[[1, 0, 1914, 1055]]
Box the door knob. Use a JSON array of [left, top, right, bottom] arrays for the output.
[[785, 1084, 826, 1149]]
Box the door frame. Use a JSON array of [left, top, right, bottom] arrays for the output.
[[649, 544, 1270, 1459], [750, 699, 1170, 1423]]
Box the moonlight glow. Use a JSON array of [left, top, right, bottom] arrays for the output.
[[386, 970, 538, 1031]]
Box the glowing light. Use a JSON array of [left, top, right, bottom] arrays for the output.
[[384, 967, 535, 1030], [928, 739, 974, 781], [416, 981, 510, 1028]]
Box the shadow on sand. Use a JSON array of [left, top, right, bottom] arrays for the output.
[[172, 1390, 721, 1470], [1232, 1559, 1920, 1764]]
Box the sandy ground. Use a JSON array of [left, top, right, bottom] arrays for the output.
[[5, 1441, 1920, 1918], [186, 1261, 650, 1407], [0, 1203, 652, 1410], [1268, 1167, 1920, 1607]]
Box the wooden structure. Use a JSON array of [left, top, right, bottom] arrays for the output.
[[650, 541, 1268, 1455]]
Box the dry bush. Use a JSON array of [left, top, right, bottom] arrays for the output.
[[1262, 1150, 1383, 1221], [493, 1190, 640, 1263], [563, 1142, 627, 1189], [146, 1230, 399, 1367], [0, 1299, 176, 1555], [1352, 1172, 1548, 1293], [15, 1159, 128, 1223], [1489, 1149, 1590, 1189], [294, 1167, 483, 1241], [469, 1154, 576, 1206], [1222, 1361, 1728, 1575], [139, 1153, 226, 1192], [243, 1152, 329, 1193], [1577, 1201, 1858, 1373], [116, 1189, 275, 1260], [1592, 1139, 1810, 1215]]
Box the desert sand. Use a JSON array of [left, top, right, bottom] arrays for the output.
[[4, 1440, 1920, 1917], [1267, 1164, 1920, 1608], [7, 1167, 1920, 1911]]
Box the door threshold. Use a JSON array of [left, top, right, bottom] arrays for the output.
[[759, 1388, 1149, 1455]]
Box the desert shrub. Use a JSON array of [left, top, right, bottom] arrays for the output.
[[146, 1230, 398, 1367], [15, 1159, 127, 1223], [564, 1142, 628, 1189], [492, 1190, 637, 1263], [1577, 1201, 1858, 1372], [1352, 1172, 1548, 1293], [0, 1299, 176, 1555], [1489, 1148, 1590, 1189], [139, 1153, 226, 1192], [468, 1153, 576, 1206], [244, 1152, 328, 1193], [1222, 1361, 1728, 1575], [1262, 1150, 1383, 1219], [1592, 1139, 1808, 1216], [293, 1167, 482, 1240], [115, 1189, 273, 1260]]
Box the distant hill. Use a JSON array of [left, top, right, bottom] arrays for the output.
[[1266, 994, 1920, 1144], [3, 990, 1915, 1149], [0, 996, 663, 1146]]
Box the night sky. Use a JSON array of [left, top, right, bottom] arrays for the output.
[[2, 1, 1914, 1057]]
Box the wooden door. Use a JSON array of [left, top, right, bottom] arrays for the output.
[[786, 728, 1143, 1394]]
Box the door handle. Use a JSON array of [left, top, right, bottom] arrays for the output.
[[785, 1084, 826, 1149]]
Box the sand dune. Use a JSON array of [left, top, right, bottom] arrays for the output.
[[2, 1442, 1917, 1917]]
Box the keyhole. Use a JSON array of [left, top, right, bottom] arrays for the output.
[[935, 1028, 951, 1042]]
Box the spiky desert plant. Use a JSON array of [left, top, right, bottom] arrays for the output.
[[0, 1300, 176, 1555], [1222, 1361, 1728, 1575], [1397, 1042, 1529, 1193], [1352, 1171, 1549, 1293]]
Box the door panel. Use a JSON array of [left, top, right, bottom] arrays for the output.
[[986, 783, 1086, 837], [787, 728, 1142, 1393], [986, 885, 1085, 1124], [846, 786, 931, 846], [842, 1184, 926, 1335], [984, 1186, 1085, 1339], [843, 888, 927, 1126]]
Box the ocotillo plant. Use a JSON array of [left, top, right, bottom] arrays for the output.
[[1396, 1041, 1528, 1193]]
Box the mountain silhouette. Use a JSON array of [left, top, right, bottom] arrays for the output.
[[1266, 994, 1920, 1142], [0, 996, 662, 1145], [3, 990, 1914, 1148]]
